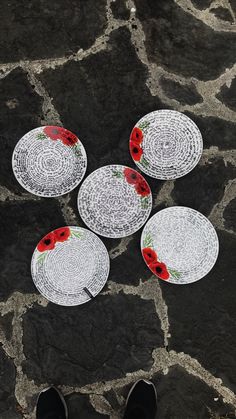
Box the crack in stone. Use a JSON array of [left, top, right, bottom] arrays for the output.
[[56, 195, 80, 226], [201, 147, 236, 166], [154, 181, 176, 208], [0, 185, 41, 202], [89, 393, 114, 416], [109, 236, 134, 259], [103, 279, 170, 348], [209, 178, 236, 234], [0, 13, 128, 76], [26, 71, 62, 126], [0, 293, 48, 414], [176, 0, 236, 31], [61, 347, 236, 412], [1, 289, 235, 415]]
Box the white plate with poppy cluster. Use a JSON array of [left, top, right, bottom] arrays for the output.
[[78, 165, 152, 238], [141, 207, 219, 284], [130, 110, 203, 180], [12, 126, 87, 197], [31, 226, 110, 306]]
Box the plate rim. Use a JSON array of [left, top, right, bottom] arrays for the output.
[[140, 205, 219, 285], [77, 164, 153, 238], [12, 126, 88, 197], [31, 225, 110, 305], [130, 109, 203, 180]]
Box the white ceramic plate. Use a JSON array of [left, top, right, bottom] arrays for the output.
[[130, 110, 203, 179], [78, 165, 152, 238], [31, 226, 109, 305], [141, 207, 219, 284], [12, 126, 87, 197]]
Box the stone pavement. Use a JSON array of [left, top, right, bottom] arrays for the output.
[[0, 0, 236, 418]]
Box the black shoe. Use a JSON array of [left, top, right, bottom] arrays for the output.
[[36, 386, 68, 419], [123, 379, 157, 419]]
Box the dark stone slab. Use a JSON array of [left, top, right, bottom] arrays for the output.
[[211, 7, 234, 22], [171, 158, 236, 216], [160, 77, 203, 105], [65, 393, 109, 419], [0, 0, 107, 62], [22, 293, 163, 386], [109, 230, 152, 285], [0, 68, 43, 194], [160, 230, 236, 392], [39, 27, 166, 176], [111, 0, 130, 20], [223, 198, 236, 232], [185, 112, 236, 150], [153, 366, 235, 418], [216, 77, 236, 112], [0, 346, 22, 418], [133, 0, 236, 80], [191, 0, 212, 9], [109, 366, 235, 418], [0, 313, 14, 341], [0, 199, 65, 300]]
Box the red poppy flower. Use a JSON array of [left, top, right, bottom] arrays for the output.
[[130, 141, 143, 161], [130, 127, 143, 144], [54, 227, 71, 242], [149, 261, 170, 280], [37, 232, 56, 252], [61, 130, 78, 146], [135, 178, 150, 196], [43, 126, 64, 140], [142, 247, 157, 264], [123, 167, 141, 185]]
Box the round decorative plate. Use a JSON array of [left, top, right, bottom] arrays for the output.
[[130, 110, 203, 179], [12, 126, 87, 197], [141, 207, 219, 284], [78, 165, 152, 238], [31, 226, 110, 306]]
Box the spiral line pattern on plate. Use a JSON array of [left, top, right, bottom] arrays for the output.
[[141, 207, 219, 284], [12, 127, 87, 197], [31, 227, 109, 306], [78, 165, 152, 238], [132, 110, 203, 180]]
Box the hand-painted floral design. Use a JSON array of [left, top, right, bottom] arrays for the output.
[[112, 167, 151, 210], [135, 179, 150, 197], [130, 127, 143, 144], [38, 126, 79, 149], [149, 261, 169, 280], [37, 232, 56, 252], [129, 141, 143, 162], [60, 129, 78, 146], [43, 126, 64, 140], [142, 247, 157, 264], [54, 227, 71, 242], [36, 227, 83, 264], [129, 121, 150, 164], [142, 232, 181, 281], [124, 167, 142, 185]]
